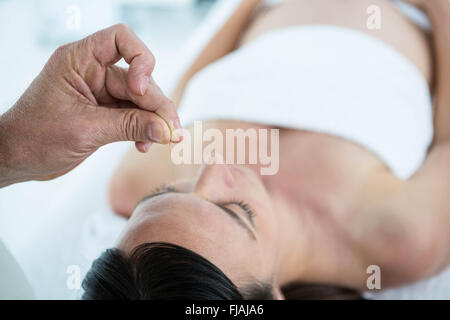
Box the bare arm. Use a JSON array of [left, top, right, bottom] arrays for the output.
[[401, 0, 450, 272], [171, 0, 262, 105], [428, 3, 450, 143], [355, 0, 450, 288]]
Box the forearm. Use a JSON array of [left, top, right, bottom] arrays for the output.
[[0, 135, 13, 188], [384, 2, 450, 282], [0, 104, 38, 188], [0, 112, 22, 188], [425, 1, 450, 142]]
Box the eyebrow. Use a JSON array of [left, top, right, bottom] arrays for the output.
[[138, 191, 257, 240]]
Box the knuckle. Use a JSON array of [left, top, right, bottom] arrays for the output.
[[49, 44, 71, 65], [114, 23, 131, 33], [148, 51, 156, 69], [54, 43, 70, 56], [121, 109, 141, 141]]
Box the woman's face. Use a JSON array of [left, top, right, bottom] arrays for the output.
[[116, 163, 281, 289]]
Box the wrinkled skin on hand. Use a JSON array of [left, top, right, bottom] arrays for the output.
[[0, 24, 182, 184]]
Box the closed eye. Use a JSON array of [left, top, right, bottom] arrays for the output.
[[217, 201, 256, 227], [137, 187, 257, 240]]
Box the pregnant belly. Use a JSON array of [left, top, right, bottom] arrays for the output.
[[238, 0, 431, 84]]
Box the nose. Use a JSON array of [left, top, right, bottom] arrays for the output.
[[193, 163, 236, 198]]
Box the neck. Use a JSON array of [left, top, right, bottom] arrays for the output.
[[269, 189, 315, 286], [243, 163, 318, 286], [269, 182, 369, 290]]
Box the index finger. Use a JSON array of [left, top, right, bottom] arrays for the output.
[[105, 65, 183, 142], [90, 23, 155, 97]]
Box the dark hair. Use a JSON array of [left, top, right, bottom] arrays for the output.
[[82, 242, 273, 300]]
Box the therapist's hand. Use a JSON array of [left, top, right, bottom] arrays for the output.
[[0, 24, 182, 187]]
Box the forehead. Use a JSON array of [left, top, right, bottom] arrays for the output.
[[138, 192, 209, 214], [116, 193, 262, 282], [118, 193, 250, 251]]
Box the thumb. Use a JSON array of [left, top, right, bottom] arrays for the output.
[[92, 106, 172, 146]]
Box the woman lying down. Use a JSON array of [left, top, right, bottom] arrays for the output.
[[83, 0, 450, 299]]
